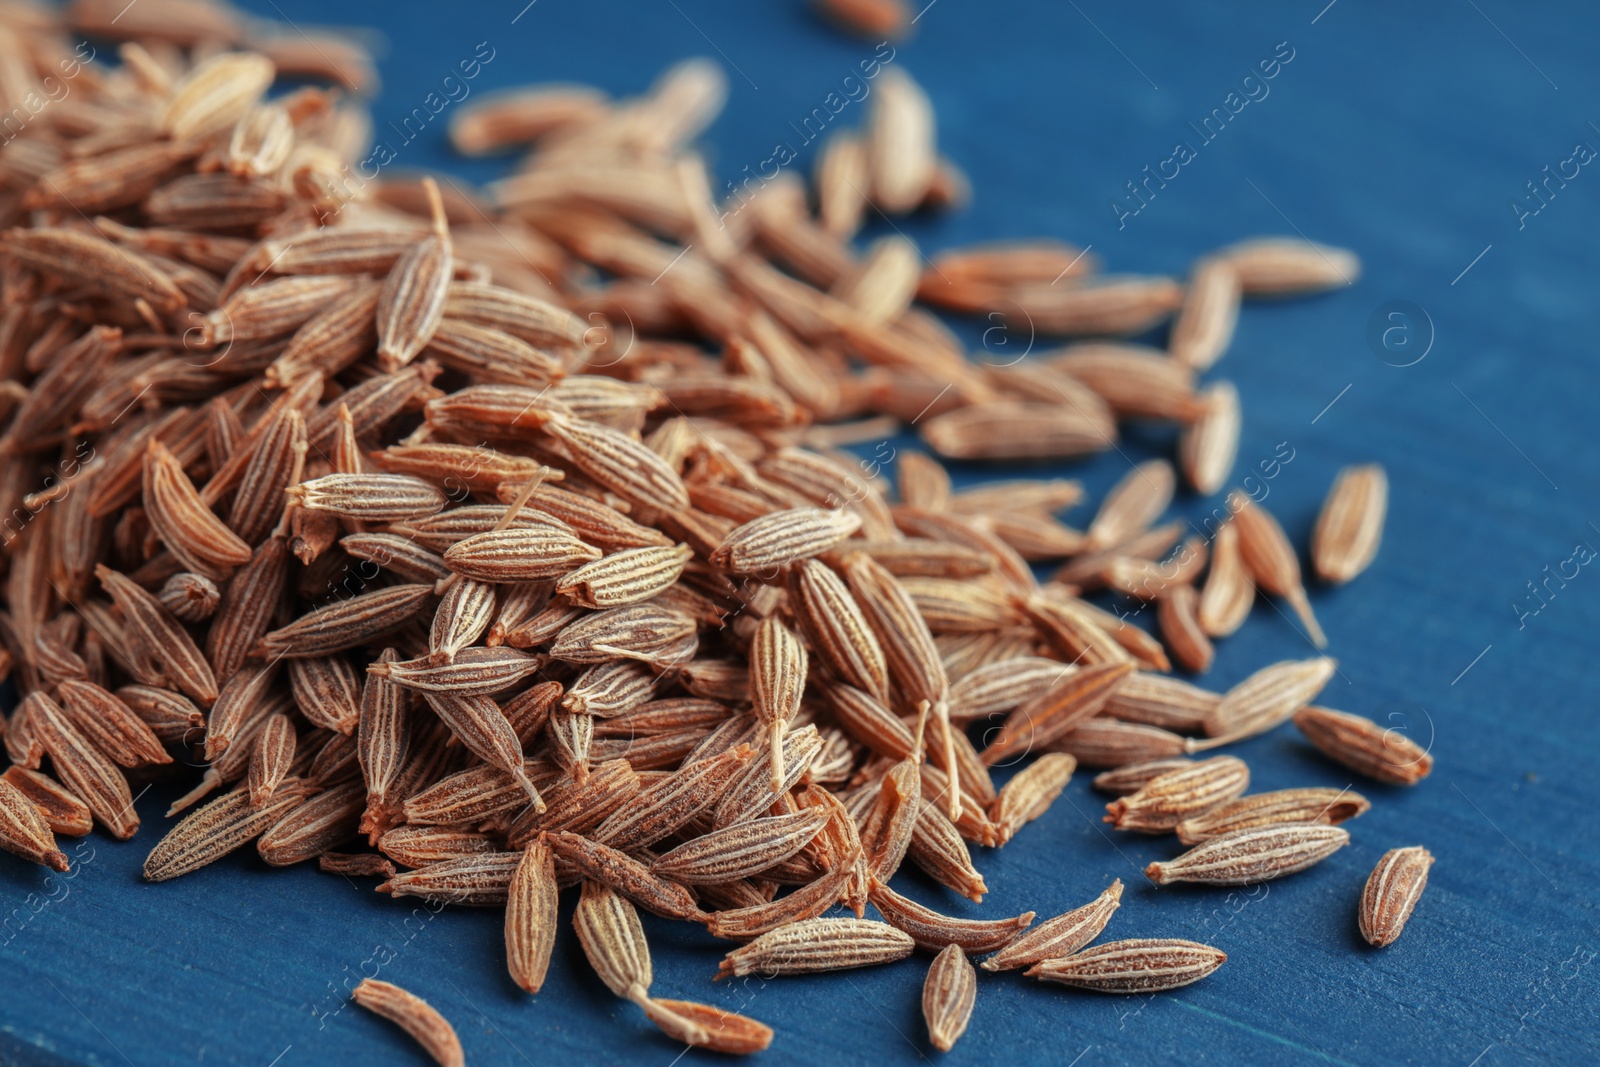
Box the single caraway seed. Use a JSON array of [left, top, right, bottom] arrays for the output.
[[506, 839, 559, 994], [1312, 463, 1388, 584], [1293, 706, 1434, 785], [1228, 490, 1327, 648], [715, 917, 915, 980], [923, 944, 977, 1052], [0, 776, 70, 871], [868, 875, 1034, 952], [1202, 657, 1337, 742], [642, 997, 775, 1053], [144, 785, 311, 881], [1145, 824, 1351, 886], [1359, 845, 1434, 947], [1025, 938, 1227, 993], [573, 878, 654, 1004], [990, 752, 1076, 844], [982, 879, 1124, 972], [351, 978, 465, 1067], [1174, 787, 1371, 845]]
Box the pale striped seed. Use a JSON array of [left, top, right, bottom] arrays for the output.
[[1202, 657, 1337, 741], [159, 52, 275, 142], [1169, 257, 1241, 370], [376, 851, 522, 905], [428, 578, 497, 666], [556, 544, 693, 608], [982, 880, 1123, 972], [869, 875, 1034, 953], [357, 648, 409, 836], [715, 917, 914, 980], [1294, 706, 1434, 785], [420, 690, 544, 805], [710, 507, 862, 574], [1178, 381, 1241, 495], [991, 752, 1077, 844], [1026, 938, 1226, 993], [28, 691, 139, 840], [543, 415, 691, 513], [1102, 673, 1218, 733], [922, 401, 1116, 462], [444, 526, 604, 582], [257, 585, 437, 659], [257, 780, 366, 867], [547, 604, 695, 665], [789, 559, 890, 703], [1175, 787, 1370, 845], [910, 801, 988, 903], [1214, 237, 1361, 296], [1006, 276, 1184, 337], [144, 784, 311, 881], [1197, 520, 1254, 638], [1359, 846, 1434, 947], [1051, 718, 1190, 769], [506, 839, 559, 994], [0, 776, 69, 872], [947, 657, 1069, 722], [1312, 464, 1388, 584], [144, 440, 253, 575], [752, 615, 808, 792], [97, 565, 217, 704], [1086, 460, 1176, 553], [1145, 824, 1350, 886], [1229, 490, 1326, 648], [376, 178, 452, 370], [922, 944, 977, 1053], [573, 878, 654, 1004], [653, 808, 830, 884], [350, 979, 465, 1067], [246, 714, 297, 808], [56, 678, 171, 767], [287, 656, 361, 736], [867, 67, 935, 213], [592, 744, 752, 851], [980, 662, 1134, 767], [288, 473, 448, 523]]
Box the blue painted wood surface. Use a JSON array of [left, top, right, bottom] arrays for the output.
[[3, 1, 1599, 1064]]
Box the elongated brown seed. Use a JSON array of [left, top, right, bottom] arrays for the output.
[[1312, 464, 1387, 584], [1026, 938, 1226, 993], [922, 944, 977, 1052], [1175, 787, 1370, 845], [1293, 706, 1434, 785], [351, 978, 465, 1067], [506, 839, 559, 994], [715, 917, 914, 980], [1359, 846, 1434, 947], [1228, 491, 1326, 648], [983, 880, 1123, 972], [1145, 824, 1350, 886]]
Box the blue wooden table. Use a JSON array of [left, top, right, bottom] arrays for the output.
[[4, 1, 1599, 1064]]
